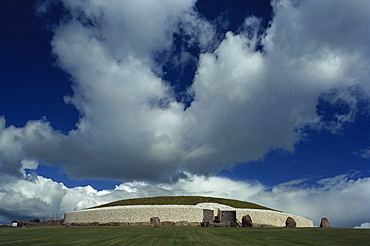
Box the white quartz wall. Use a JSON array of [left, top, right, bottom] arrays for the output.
[[235, 209, 313, 227], [64, 205, 204, 223], [64, 203, 313, 227]]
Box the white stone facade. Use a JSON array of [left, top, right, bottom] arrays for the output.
[[64, 203, 313, 227]]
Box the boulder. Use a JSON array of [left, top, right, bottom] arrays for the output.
[[189, 222, 201, 227], [175, 221, 190, 226], [98, 223, 109, 226], [286, 217, 296, 227], [242, 214, 253, 227], [162, 221, 175, 226], [320, 218, 330, 228], [129, 222, 142, 226], [108, 222, 120, 226], [150, 217, 161, 227]]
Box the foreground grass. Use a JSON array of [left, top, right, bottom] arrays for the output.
[[92, 196, 274, 210], [1, 226, 369, 246]]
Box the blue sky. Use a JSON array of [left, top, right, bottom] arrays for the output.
[[0, 0, 369, 228]]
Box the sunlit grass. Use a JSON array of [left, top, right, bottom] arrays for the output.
[[1, 226, 369, 246]]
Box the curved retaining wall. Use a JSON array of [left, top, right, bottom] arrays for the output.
[[64, 205, 204, 224], [235, 209, 312, 227], [64, 203, 313, 227]]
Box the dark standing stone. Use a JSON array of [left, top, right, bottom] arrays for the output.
[[150, 217, 161, 227], [214, 215, 220, 223], [203, 209, 214, 223], [320, 218, 330, 228], [202, 209, 214, 227], [242, 214, 253, 227], [221, 211, 238, 227], [286, 217, 296, 227]]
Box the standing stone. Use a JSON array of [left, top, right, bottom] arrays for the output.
[[286, 217, 296, 227], [221, 211, 238, 227], [203, 209, 214, 223], [320, 218, 330, 228], [242, 214, 253, 227], [202, 209, 214, 227], [150, 217, 161, 227]]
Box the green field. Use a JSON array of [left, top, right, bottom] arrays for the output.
[[1, 226, 369, 245]]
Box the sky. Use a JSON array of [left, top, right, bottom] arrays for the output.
[[0, 0, 369, 228]]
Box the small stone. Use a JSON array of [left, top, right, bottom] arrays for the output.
[[129, 222, 142, 226], [175, 221, 190, 226], [320, 218, 330, 228], [286, 217, 296, 227], [189, 222, 201, 227], [150, 217, 161, 227], [162, 221, 175, 226]]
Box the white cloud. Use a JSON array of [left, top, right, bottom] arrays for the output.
[[21, 159, 39, 170], [354, 222, 370, 229], [0, 117, 65, 178], [354, 147, 370, 159], [1, 0, 369, 182], [0, 173, 263, 224], [1, 172, 369, 228], [3, 0, 370, 229], [250, 173, 370, 228]]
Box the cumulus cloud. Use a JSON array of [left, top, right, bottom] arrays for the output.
[[1, 172, 369, 228], [250, 173, 370, 228], [0, 172, 263, 224], [354, 222, 370, 229], [0, 117, 64, 178], [0, 0, 369, 181]]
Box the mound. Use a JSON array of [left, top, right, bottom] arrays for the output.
[[64, 196, 314, 227], [91, 196, 275, 210]]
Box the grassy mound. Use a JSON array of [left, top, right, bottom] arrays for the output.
[[91, 196, 275, 210]]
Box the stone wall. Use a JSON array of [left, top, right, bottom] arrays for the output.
[[221, 211, 236, 224], [202, 209, 214, 223], [64, 203, 313, 227], [234, 209, 313, 227], [65, 205, 204, 224]]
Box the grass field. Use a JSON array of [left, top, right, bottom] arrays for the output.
[[92, 196, 275, 210], [1, 226, 369, 245]]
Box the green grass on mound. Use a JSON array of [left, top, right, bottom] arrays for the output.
[[91, 196, 275, 210], [1, 226, 369, 246]]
